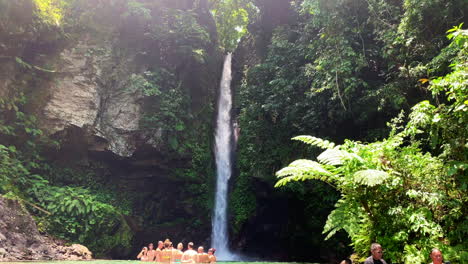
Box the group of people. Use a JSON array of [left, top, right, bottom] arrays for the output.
[[340, 243, 449, 264], [137, 239, 216, 264]]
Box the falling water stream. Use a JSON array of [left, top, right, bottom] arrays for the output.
[[212, 53, 237, 261]]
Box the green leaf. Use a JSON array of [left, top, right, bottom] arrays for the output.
[[353, 169, 389, 187], [169, 136, 179, 150], [275, 159, 332, 187], [292, 135, 336, 149], [317, 148, 346, 165]]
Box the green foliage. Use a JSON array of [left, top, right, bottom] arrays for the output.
[[27, 175, 131, 257], [234, 0, 466, 248], [276, 27, 467, 263], [0, 65, 131, 258], [128, 71, 162, 97], [32, 0, 65, 26], [0, 145, 29, 195], [210, 0, 256, 51], [229, 169, 257, 233]]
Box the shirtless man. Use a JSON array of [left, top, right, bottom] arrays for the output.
[[207, 248, 216, 264], [172, 243, 184, 264], [155, 241, 164, 262], [196, 246, 209, 264], [137, 247, 148, 261], [146, 243, 156, 262], [161, 239, 173, 263], [181, 242, 197, 264]]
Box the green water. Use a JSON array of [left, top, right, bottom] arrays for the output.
[[3, 261, 319, 264]]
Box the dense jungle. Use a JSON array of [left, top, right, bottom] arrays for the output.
[[0, 0, 466, 263]]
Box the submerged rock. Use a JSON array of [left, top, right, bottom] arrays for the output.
[[0, 196, 92, 261]]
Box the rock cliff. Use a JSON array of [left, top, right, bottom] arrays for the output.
[[0, 196, 92, 261], [40, 40, 146, 157], [0, 0, 221, 259]]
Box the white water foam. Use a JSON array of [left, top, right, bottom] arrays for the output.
[[211, 53, 239, 261]]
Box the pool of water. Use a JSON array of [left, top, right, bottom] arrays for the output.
[[4, 261, 320, 264]]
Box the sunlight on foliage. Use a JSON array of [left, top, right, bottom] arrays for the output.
[[275, 26, 467, 263], [33, 0, 64, 26], [210, 0, 256, 51]]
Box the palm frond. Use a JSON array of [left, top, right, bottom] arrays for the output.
[[292, 135, 336, 149]]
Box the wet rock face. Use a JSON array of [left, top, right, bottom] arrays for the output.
[[41, 43, 101, 134], [0, 197, 92, 261], [39, 41, 146, 157]]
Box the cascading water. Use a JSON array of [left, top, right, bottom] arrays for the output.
[[212, 53, 237, 260]]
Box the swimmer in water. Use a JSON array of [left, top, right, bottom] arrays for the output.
[[207, 248, 216, 264], [137, 246, 148, 261], [146, 243, 156, 262], [172, 243, 184, 264], [161, 239, 173, 263], [181, 242, 197, 264], [196, 246, 209, 264]]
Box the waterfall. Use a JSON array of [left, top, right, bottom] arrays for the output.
[[212, 53, 237, 260]]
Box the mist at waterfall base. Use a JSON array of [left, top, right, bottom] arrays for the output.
[[211, 53, 241, 261]]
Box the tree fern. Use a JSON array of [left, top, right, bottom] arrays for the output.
[[353, 169, 389, 187], [323, 198, 366, 240], [275, 159, 331, 187], [317, 148, 346, 165], [292, 135, 336, 149]]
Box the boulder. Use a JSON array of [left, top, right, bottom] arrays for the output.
[[70, 244, 92, 260]]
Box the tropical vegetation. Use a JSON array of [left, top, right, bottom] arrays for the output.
[[276, 26, 467, 263], [0, 0, 466, 262]]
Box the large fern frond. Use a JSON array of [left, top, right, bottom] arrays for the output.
[[317, 148, 347, 165], [323, 198, 366, 240], [353, 169, 389, 187], [275, 159, 332, 187], [292, 135, 336, 149]]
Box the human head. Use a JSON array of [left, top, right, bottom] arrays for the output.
[[340, 258, 351, 264], [164, 239, 171, 248], [208, 248, 216, 255], [198, 246, 204, 253], [148, 243, 154, 250], [188, 242, 194, 250], [430, 248, 443, 264], [177, 243, 183, 251], [370, 243, 383, 260], [158, 241, 164, 249], [142, 247, 148, 251]]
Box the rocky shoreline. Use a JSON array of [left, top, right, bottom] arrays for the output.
[[0, 197, 92, 261]]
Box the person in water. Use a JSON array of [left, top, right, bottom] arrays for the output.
[[181, 242, 197, 264], [155, 241, 164, 262], [160, 239, 173, 263], [137, 246, 148, 261], [146, 243, 156, 262], [196, 246, 209, 264], [207, 248, 216, 264], [172, 243, 184, 264], [364, 243, 387, 264]]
